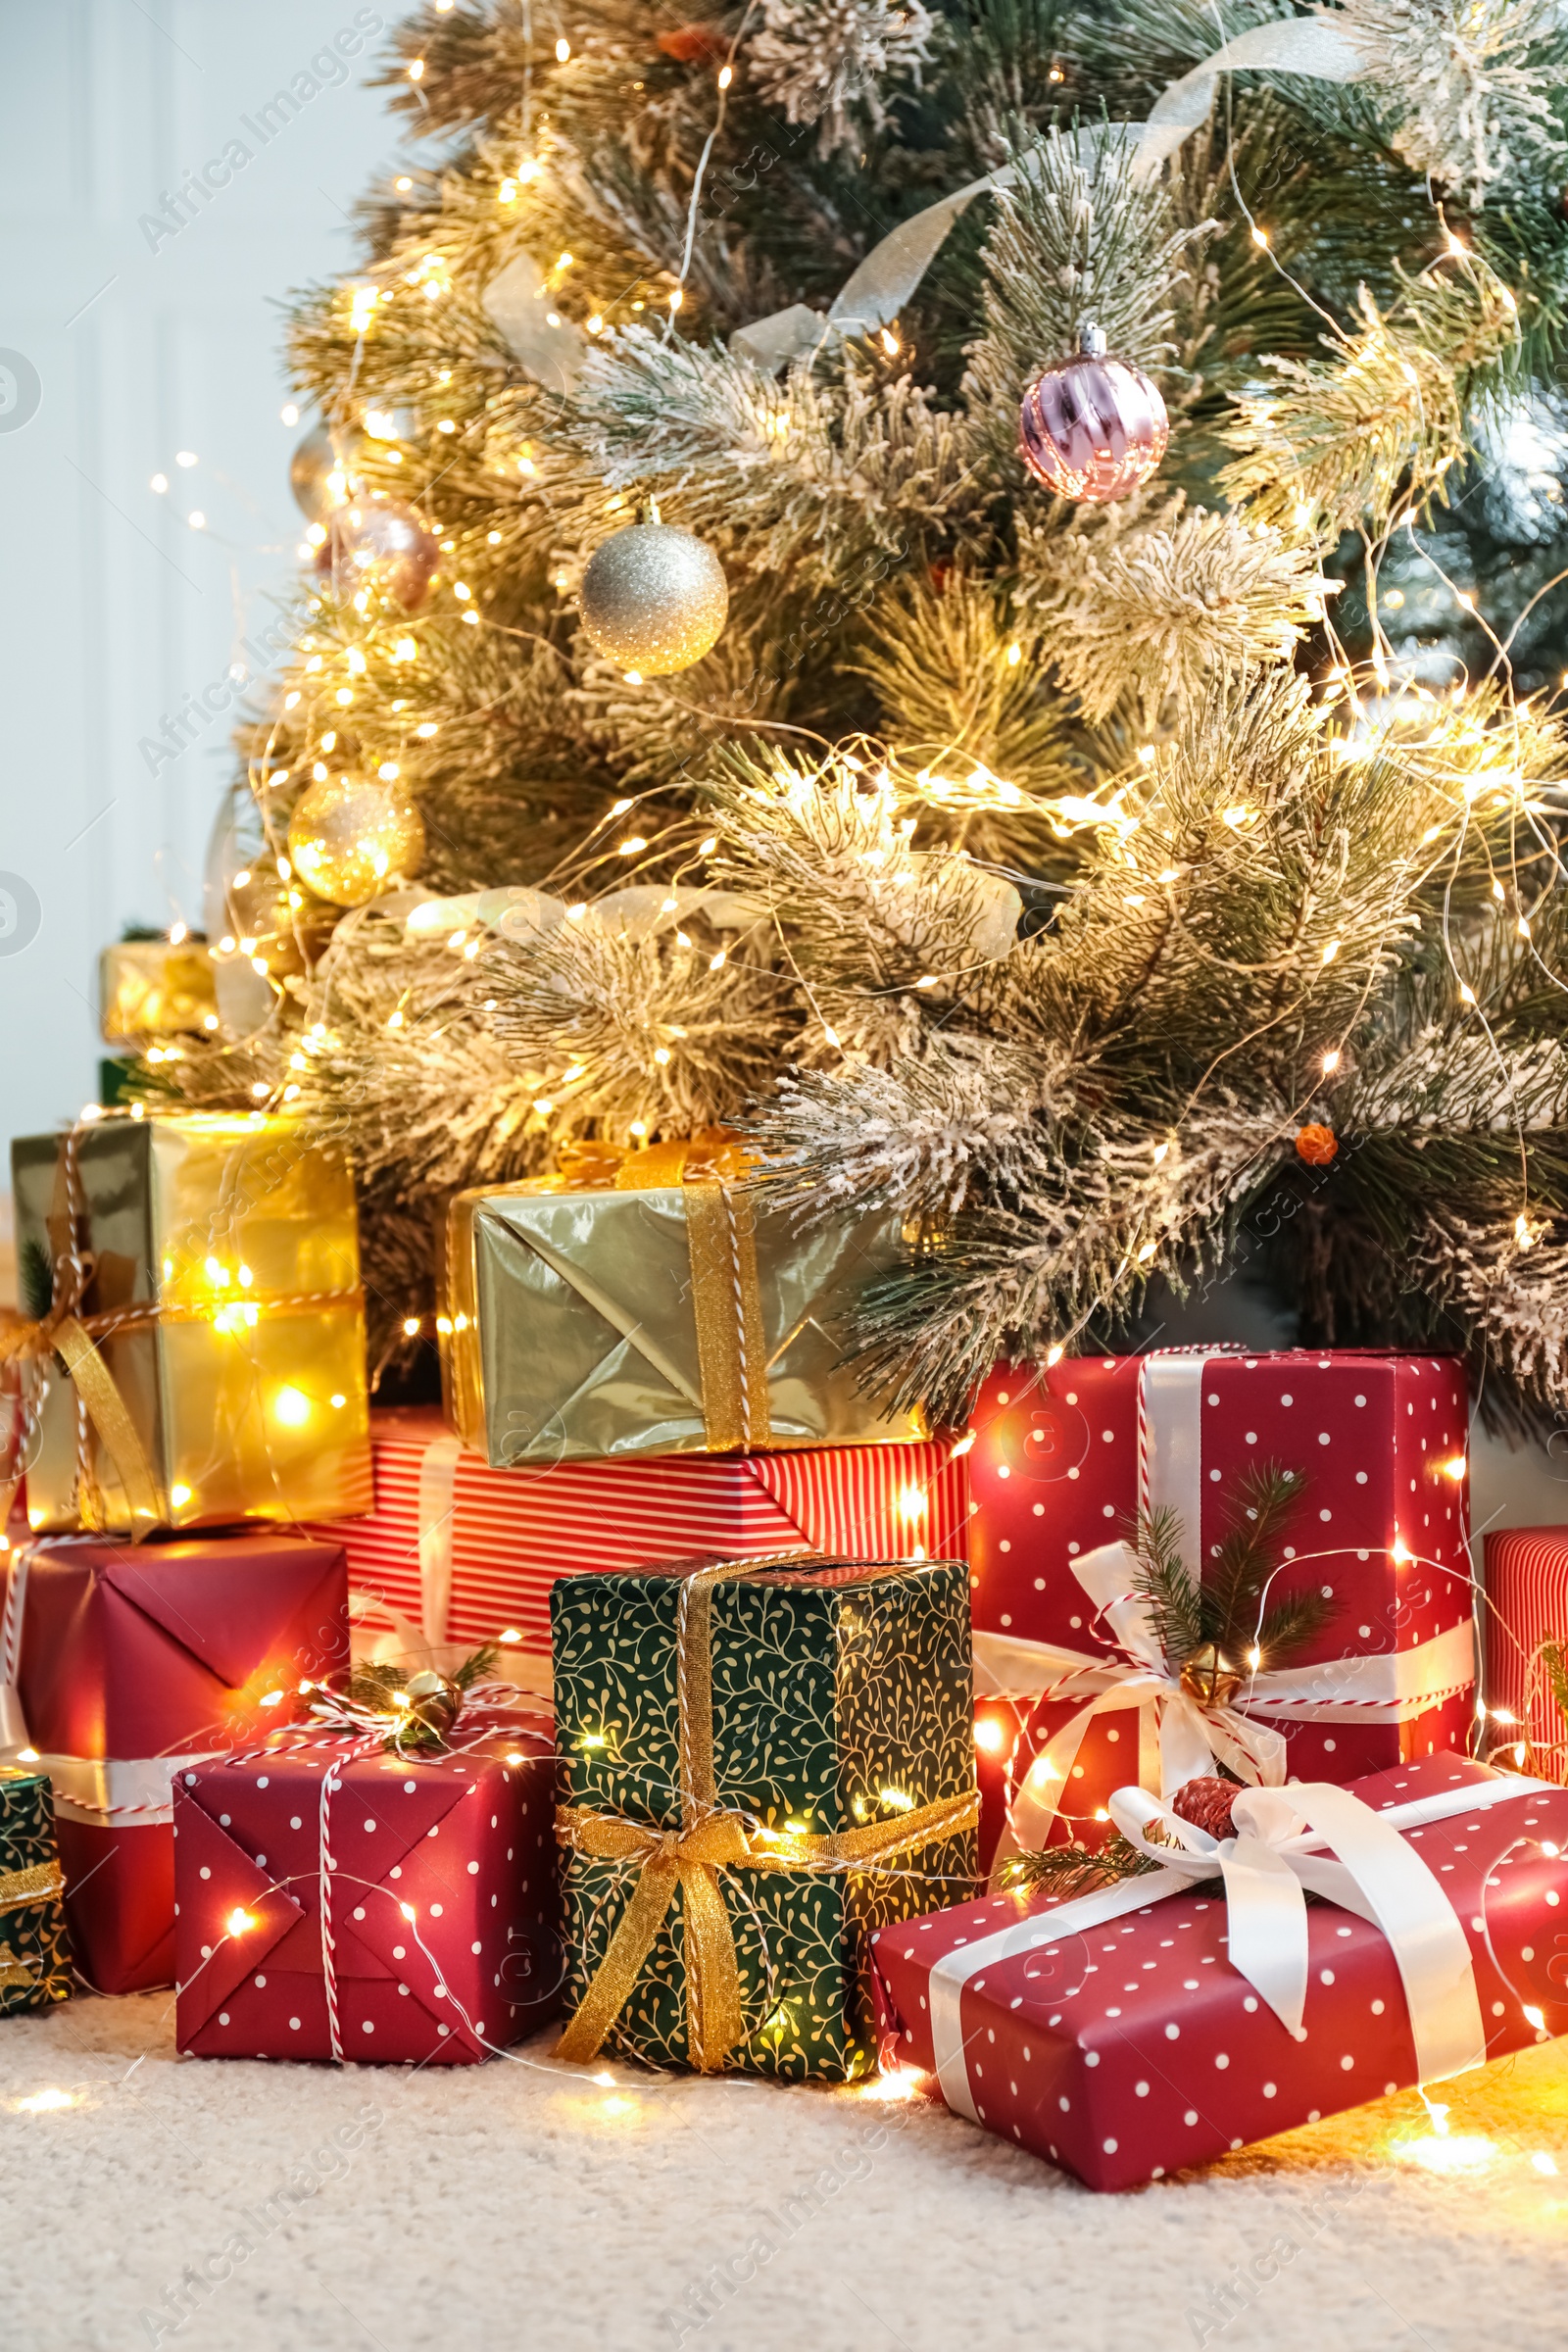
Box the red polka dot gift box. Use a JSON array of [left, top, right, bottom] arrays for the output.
[[173, 1735, 559, 2065], [870, 1751, 1568, 2193], [0, 1535, 349, 1995], [966, 1352, 1476, 1867]]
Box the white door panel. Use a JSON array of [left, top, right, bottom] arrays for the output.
[[0, 0, 394, 1160]]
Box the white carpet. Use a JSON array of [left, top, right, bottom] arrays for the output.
[[4, 1995, 1568, 2352]]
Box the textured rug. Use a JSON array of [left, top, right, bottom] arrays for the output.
[[3, 1991, 1567, 2352]]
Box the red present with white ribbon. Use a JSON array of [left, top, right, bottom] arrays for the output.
[[871, 1752, 1568, 2191], [967, 1352, 1476, 1863], [0, 1535, 348, 1992], [173, 1730, 559, 2065], [300, 1407, 971, 1676], [1485, 1527, 1568, 1778]]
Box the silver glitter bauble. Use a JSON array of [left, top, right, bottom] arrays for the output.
[[578, 523, 728, 675]]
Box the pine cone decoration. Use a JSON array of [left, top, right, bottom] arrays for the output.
[[1170, 1775, 1240, 1839]]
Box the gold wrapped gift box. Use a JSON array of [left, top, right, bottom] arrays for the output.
[[443, 1137, 925, 1465], [9, 1112, 371, 1535], [98, 939, 218, 1043]]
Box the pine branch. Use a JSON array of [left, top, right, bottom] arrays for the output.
[[1200, 1462, 1331, 1663], [1130, 1502, 1202, 1663], [991, 1831, 1157, 1896]]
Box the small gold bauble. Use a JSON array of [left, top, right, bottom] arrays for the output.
[[403, 1668, 462, 1739], [578, 522, 728, 675], [289, 421, 362, 522], [1179, 1641, 1244, 1710], [286, 775, 425, 907]]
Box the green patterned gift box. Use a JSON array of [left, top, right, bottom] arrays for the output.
[[0, 1770, 73, 2017], [550, 1554, 978, 2081]]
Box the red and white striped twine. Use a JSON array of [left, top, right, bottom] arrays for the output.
[[318, 1756, 344, 2064]]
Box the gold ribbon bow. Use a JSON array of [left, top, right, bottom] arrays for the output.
[[529, 1127, 770, 1452], [555, 1556, 978, 2071]]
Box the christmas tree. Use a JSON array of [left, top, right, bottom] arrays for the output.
[[147, 0, 1568, 1429]]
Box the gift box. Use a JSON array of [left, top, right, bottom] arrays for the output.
[[1484, 1528, 1568, 1778], [550, 1554, 979, 2081], [871, 1752, 1568, 2191], [300, 1406, 972, 1668], [9, 1110, 372, 1535], [967, 1352, 1476, 1863], [0, 1768, 72, 2017], [98, 936, 217, 1045], [443, 1141, 928, 1464], [173, 1733, 560, 2064], [0, 1534, 349, 1992]]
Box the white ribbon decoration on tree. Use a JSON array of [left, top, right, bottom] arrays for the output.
[[731, 16, 1373, 369], [928, 1771, 1556, 2127]]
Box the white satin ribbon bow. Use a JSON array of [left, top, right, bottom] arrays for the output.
[[1108, 1778, 1504, 2082], [977, 1540, 1477, 1866], [982, 1538, 1288, 1865]]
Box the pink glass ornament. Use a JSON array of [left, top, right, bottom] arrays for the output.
[[1018, 325, 1169, 504]]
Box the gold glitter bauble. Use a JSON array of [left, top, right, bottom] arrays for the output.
[[286, 775, 425, 907], [578, 523, 728, 675]]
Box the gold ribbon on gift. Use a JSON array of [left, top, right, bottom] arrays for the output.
[[0, 1858, 65, 1916], [555, 1555, 979, 2071], [0, 1119, 365, 1540], [0, 1127, 166, 1537], [529, 1128, 772, 1452]]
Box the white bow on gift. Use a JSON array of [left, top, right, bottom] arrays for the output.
[[1108, 1780, 1493, 2078], [976, 1541, 1479, 1869], [980, 1538, 1291, 1866]]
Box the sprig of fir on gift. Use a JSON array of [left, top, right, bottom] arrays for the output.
[[1133, 1462, 1334, 1703], [308, 1647, 500, 1753]]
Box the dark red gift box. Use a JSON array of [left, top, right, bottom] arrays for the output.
[[871, 1753, 1568, 2191], [967, 1351, 1477, 1862], [173, 1736, 559, 2063], [1484, 1527, 1568, 1777], [0, 1535, 348, 1992]]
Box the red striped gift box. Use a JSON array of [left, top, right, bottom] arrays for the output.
[[298, 1408, 972, 1670], [1485, 1527, 1568, 1776]]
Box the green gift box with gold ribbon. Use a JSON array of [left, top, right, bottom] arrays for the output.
[[550, 1553, 978, 2081], [0, 1770, 72, 2018]]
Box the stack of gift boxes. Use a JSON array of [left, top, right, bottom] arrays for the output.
[[6, 1088, 1568, 2186]]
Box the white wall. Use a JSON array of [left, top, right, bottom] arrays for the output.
[[0, 0, 397, 1153]]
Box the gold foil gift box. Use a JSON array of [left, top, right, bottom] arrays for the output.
[[443, 1135, 927, 1464], [98, 937, 218, 1044], [7, 1111, 372, 1535]]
